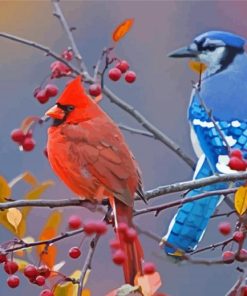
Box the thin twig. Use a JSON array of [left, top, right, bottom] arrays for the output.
[[102, 86, 196, 169], [0, 32, 80, 76], [52, 0, 88, 73], [5, 228, 85, 253], [135, 187, 237, 217], [77, 234, 100, 296], [190, 238, 233, 255], [119, 124, 154, 138]]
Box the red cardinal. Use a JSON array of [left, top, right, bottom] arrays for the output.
[[46, 76, 145, 284]]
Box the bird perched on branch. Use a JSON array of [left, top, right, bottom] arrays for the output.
[[164, 31, 247, 255], [45, 76, 145, 284]]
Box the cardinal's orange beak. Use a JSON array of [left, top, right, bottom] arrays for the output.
[[45, 105, 65, 120]]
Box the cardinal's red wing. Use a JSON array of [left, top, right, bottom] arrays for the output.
[[61, 117, 140, 206]]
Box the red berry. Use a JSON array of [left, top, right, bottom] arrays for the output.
[[33, 87, 41, 98], [62, 50, 73, 61], [118, 223, 128, 233], [112, 249, 126, 265], [108, 68, 122, 81], [36, 89, 50, 104], [230, 149, 243, 159], [7, 275, 20, 288], [143, 262, 156, 275], [69, 247, 81, 259], [22, 137, 36, 152], [124, 227, 137, 243], [218, 222, 231, 236], [94, 221, 108, 235], [83, 221, 97, 235], [40, 289, 54, 296], [26, 130, 33, 138], [35, 275, 46, 286], [89, 84, 101, 97], [238, 248, 247, 261], [228, 157, 247, 171], [24, 264, 38, 278], [109, 239, 121, 250], [50, 61, 71, 78], [11, 129, 25, 143], [116, 60, 129, 73], [125, 71, 136, 83], [233, 231, 245, 243], [68, 215, 82, 230], [222, 251, 235, 263], [4, 261, 19, 275], [0, 254, 7, 263], [241, 286, 247, 296], [38, 265, 51, 278], [45, 84, 58, 97]]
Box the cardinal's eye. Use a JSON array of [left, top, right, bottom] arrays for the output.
[[66, 105, 75, 112]]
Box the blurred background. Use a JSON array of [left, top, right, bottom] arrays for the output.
[[0, 1, 247, 295]]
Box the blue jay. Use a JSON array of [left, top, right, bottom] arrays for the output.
[[164, 31, 247, 255]]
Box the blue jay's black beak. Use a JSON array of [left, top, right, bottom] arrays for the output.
[[168, 46, 199, 58]]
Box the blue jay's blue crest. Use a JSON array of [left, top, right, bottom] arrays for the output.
[[164, 30, 247, 257], [194, 31, 246, 49]]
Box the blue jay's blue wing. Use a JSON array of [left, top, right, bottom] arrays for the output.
[[164, 155, 227, 254], [165, 53, 247, 256]]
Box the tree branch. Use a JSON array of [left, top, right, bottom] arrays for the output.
[[52, 0, 88, 73], [119, 124, 154, 138], [135, 187, 237, 217], [77, 234, 100, 296]]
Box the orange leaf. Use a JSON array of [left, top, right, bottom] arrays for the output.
[[37, 211, 62, 269], [136, 272, 162, 296], [188, 61, 207, 74], [112, 18, 134, 42], [20, 116, 40, 134]]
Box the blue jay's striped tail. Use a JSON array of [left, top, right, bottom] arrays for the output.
[[164, 155, 227, 255]]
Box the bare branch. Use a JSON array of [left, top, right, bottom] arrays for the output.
[[119, 124, 154, 138], [52, 0, 88, 73], [102, 86, 196, 169], [5, 228, 85, 253], [77, 234, 100, 296], [0, 32, 80, 75], [135, 187, 237, 217]]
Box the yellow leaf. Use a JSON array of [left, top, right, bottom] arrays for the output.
[[14, 258, 29, 271], [54, 281, 74, 296], [188, 61, 207, 74], [136, 272, 161, 296], [17, 180, 54, 238], [0, 211, 16, 234], [0, 176, 11, 202], [235, 185, 247, 215], [82, 268, 91, 287], [9, 171, 38, 188], [112, 18, 134, 42], [37, 211, 62, 269], [20, 115, 41, 134], [22, 180, 54, 219], [6, 208, 22, 231]]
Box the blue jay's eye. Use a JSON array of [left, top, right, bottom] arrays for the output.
[[204, 44, 217, 51]]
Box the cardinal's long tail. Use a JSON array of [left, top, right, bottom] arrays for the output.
[[112, 197, 144, 285]]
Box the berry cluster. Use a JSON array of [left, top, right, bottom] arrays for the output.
[[109, 223, 156, 275], [67, 216, 107, 259], [34, 84, 58, 104], [108, 60, 136, 83], [11, 129, 35, 151], [228, 149, 247, 171], [1, 254, 54, 295], [50, 49, 73, 79]]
